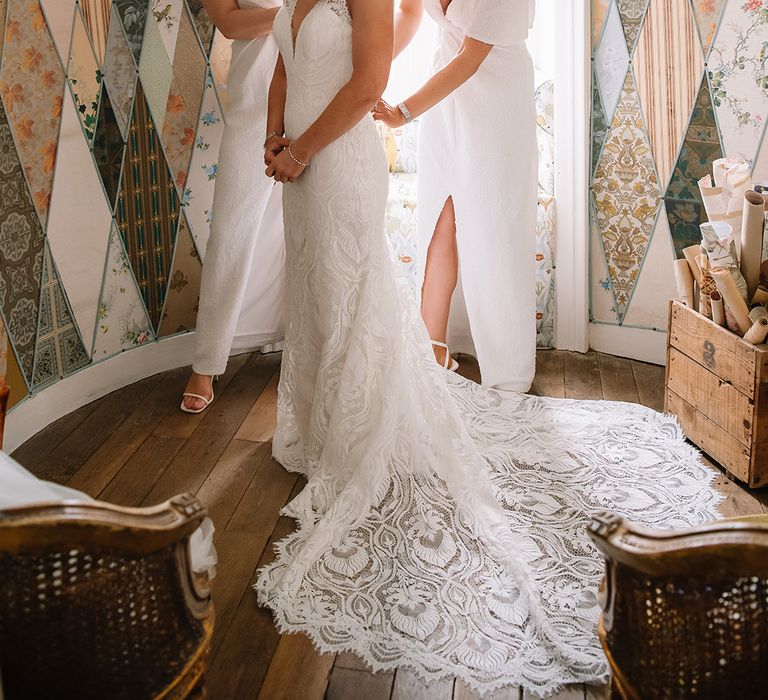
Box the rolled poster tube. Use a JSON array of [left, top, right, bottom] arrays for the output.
[[711, 267, 752, 335], [711, 291, 725, 327], [740, 191, 766, 301], [682, 244, 704, 287], [673, 259, 694, 307], [744, 317, 768, 345]]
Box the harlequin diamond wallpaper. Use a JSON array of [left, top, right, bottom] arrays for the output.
[[0, 0, 557, 415], [591, 0, 768, 332]]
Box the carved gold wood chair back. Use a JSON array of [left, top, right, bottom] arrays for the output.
[[588, 513, 768, 700], [0, 494, 213, 700]]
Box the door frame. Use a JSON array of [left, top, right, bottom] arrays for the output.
[[553, 0, 591, 353]]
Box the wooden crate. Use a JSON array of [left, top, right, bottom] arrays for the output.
[[665, 299, 768, 488]]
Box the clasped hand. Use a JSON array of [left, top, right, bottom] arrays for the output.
[[372, 100, 406, 128], [264, 136, 308, 183]]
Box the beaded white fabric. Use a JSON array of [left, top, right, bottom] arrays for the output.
[[255, 2, 723, 696]]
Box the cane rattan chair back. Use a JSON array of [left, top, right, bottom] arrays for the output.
[[588, 513, 768, 700], [0, 493, 213, 700]]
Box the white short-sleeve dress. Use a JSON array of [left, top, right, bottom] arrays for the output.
[[418, 0, 537, 391]]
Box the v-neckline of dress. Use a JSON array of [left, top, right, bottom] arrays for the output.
[[439, 0, 453, 17], [290, 0, 323, 57]]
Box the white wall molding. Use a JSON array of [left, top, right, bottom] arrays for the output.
[[589, 324, 667, 365], [553, 0, 590, 353]]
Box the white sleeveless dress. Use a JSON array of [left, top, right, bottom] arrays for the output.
[[255, 1, 722, 695], [418, 0, 538, 391], [193, 0, 285, 376]]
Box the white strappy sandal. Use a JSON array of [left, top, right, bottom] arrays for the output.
[[431, 340, 459, 373], [180, 376, 218, 414]]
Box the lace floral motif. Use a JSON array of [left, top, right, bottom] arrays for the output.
[[259, 5, 724, 698], [284, 0, 351, 25]]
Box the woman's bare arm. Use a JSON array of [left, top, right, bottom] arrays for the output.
[[203, 0, 279, 40], [264, 54, 289, 162], [393, 0, 423, 58], [266, 0, 393, 182], [373, 36, 492, 126]]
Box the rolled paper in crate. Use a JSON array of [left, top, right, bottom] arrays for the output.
[[752, 285, 768, 306], [699, 158, 751, 251], [701, 222, 748, 301], [682, 244, 704, 287], [744, 317, 768, 345], [741, 190, 766, 300], [710, 291, 725, 327], [711, 267, 751, 334], [698, 293, 712, 319], [697, 260, 717, 320], [749, 305, 768, 323], [673, 259, 694, 307]]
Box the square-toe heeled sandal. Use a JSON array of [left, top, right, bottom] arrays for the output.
[[180, 376, 218, 414], [431, 340, 459, 372]]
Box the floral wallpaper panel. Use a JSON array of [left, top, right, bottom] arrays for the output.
[[690, 0, 727, 55], [103, 2, 137, 140], [182, 71, 224, 255], [150, 0, 183, 62], [0, 0, 65, 228], [113, 0, 147, 64], [615, 0, 651, 54], [158, 212, 201, 336], [536, 194, 556, 347], [0, 100, 45, 382], [92, 223, 153, 358], [159, 5, 207, 193], [664, 76, 723, 257], [708, 0, 768, 165], [592, 70, 661, 320], [68, 6, 101, 143]]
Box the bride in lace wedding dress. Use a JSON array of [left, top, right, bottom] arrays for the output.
[[255, 0, 722, 695]]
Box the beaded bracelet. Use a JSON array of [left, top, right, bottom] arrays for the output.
[[288, 142, 310, 168]]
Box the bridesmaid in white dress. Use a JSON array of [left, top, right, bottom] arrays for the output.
[[181, 0, 286, 413], [375, 0, 538, 391], [254, 0, 720, 695]]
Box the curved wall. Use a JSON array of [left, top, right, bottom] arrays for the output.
[[589, 0, 768, 361], [0, 0, 558, 452]]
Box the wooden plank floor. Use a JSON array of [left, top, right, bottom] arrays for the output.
[[12, 350, 768, 700]]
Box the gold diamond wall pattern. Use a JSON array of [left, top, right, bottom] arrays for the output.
[[591, 0, 768, 329]]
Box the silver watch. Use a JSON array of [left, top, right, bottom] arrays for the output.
[[397, 102, 414, 124]]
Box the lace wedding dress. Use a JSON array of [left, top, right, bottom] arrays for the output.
[[255, 1, 722, 695]]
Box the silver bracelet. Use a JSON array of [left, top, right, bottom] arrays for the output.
[[287, 141, 310, 168], [397, 101, 414, 124]]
